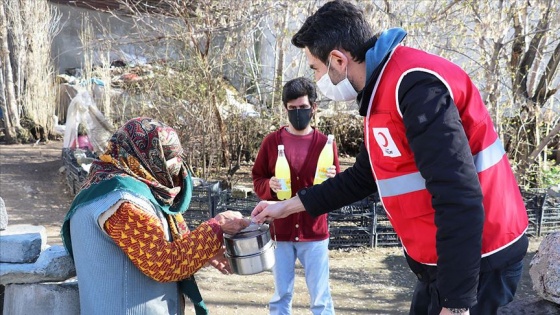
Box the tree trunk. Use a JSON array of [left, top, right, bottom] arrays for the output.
[[6, 0, 24, 109], [212, 92, 229, 169], [272, 4, 288, 117], [0, 64, 14, 140], [0, 1, 21, 143]]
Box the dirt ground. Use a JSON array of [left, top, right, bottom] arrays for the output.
[[0, 140, 554, 314]]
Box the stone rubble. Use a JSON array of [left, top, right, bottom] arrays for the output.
[[2, 280, 79, 315], [0, 224, 46, 263], [0, 197, 7, 230], [529, 232, 560, 305], [0, 245, 76, 285], [0, 222, 78, 314]]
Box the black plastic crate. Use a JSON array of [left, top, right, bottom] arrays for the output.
[[61, 148, 74, 165], [373, 204, 394, 231], [183, 180, 224, 229], [372, 202, 399, 247], [539, 205, 560, 236], [374, 233, 401, 247], [529, 191, 560, 236], [520, 188, 547, 210], [219, 192, 260, 217], [329, 226, 374, 249], [184, 200, 213, 230], [539, 221, 560, 236], [326, 197, 376, 249], [189, 181, 222, 211], [525, 216, 540, 237], [62, 148, 91, 194], [520, 188, 547, 236], [328, 198, 374, 228], [65, 170, 80, 195]]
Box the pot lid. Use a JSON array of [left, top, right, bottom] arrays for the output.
[[225, 222, 270, 239]]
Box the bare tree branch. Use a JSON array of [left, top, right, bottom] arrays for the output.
[[509, 5, 525, 95], [524, 120, 560, 167], [514, 3, 551, 99], [535, 40, 560, 104]]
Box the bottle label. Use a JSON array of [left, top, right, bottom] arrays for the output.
[[318, 167, 327, 178], [314, 167, 328, 184], [277, 178, 290, 191]]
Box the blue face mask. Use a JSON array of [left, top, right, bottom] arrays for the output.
[[288, 108, 313, 130]]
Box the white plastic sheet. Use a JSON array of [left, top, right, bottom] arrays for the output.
[[62, 90, 113, 154]]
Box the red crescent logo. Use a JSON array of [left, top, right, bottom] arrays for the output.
[[377, 132, 388, 147]]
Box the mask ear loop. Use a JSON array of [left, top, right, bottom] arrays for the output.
[[326, 55, 332, 73], [335, 53, 349, 80], [326, 54, 350, 83]]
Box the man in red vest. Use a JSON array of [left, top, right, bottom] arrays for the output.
[[252, 1, 529, 315]]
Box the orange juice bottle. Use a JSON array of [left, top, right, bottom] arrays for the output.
[[275, 145, 291, 200], [313, 134, 335, 185]]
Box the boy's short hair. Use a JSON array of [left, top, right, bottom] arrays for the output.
[[282, 77, 317, 107]]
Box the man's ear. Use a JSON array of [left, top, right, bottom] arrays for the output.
[[311, 102, 319, 116], [329, 50, 348, 71]]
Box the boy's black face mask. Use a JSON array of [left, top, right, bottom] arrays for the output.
[[287, 108, 312, 130]]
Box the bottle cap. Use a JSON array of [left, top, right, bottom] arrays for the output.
[[327, 134, 334, 140], [278, 145, 284, 150]]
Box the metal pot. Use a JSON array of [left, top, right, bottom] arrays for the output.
[[225, 241, 275, 275], [224, 223, 273, 256], [223, 222, 276, 275]]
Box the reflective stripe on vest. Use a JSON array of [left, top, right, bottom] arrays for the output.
[[378, 137, 505, 197]]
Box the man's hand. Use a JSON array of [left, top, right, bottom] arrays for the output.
[[251, 196, 305, 224], [269, 176, 281, 193], [214, 210, 251, 235]]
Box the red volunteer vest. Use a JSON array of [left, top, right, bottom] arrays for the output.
[[365, 46, 528, 264]]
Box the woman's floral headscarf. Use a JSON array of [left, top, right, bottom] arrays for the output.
[[83, 117, 188, 206]]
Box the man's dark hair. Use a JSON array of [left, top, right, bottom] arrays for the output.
[[282, 77, 317, 107], [292, 0, 374, 64]]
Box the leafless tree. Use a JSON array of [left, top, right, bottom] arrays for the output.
[[0, 0, 60, 143]]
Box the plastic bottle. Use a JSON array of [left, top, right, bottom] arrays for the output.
[[314, 134, 335, 185], [275, 145, 291, 200]]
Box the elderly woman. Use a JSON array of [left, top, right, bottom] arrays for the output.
[[61, 117, 249, 315]]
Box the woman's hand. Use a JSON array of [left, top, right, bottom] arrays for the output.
[[214, 210, 251, 235], [206, 246, 231, 275]]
